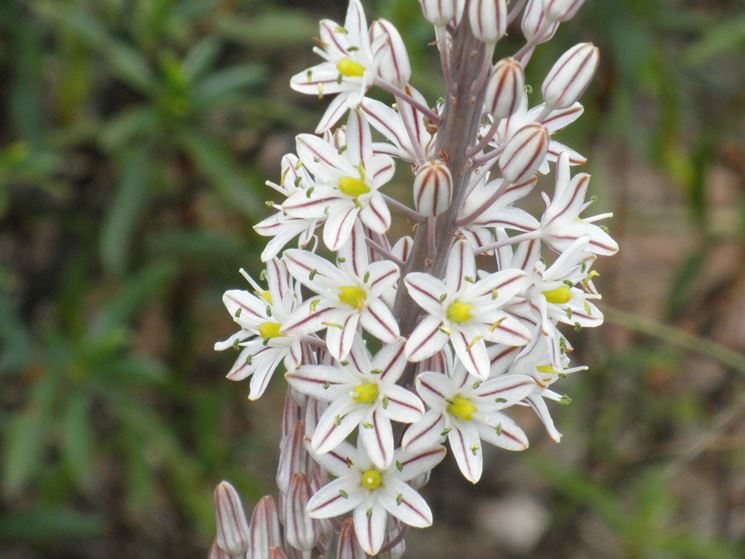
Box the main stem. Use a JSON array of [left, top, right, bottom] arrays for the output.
[[392, 18, 488, 338]]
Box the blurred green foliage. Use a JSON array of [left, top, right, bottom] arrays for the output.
[[1, 0, 744, 558]]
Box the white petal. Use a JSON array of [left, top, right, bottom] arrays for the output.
[[473, 374, 535, 409], [297, 133, 355, 178], [370, 341, 407, 383], [366, 260, 401, 298], [338, 222, 369, 279], [485, 312, 533, 346], [477, 411, 530, 450], [405, 315, 449, 362], [527, 393, 562, 442], [285, 365, 349, 401], [307, 477, 364, 518], [404, 273, 447, 315], [325, 312, 360, 361], [360, 298, 399, 342], [345, 109, 373, 166], [248, 350, 285, 400], [380, 478, 433, 528], [281, 298, 336, 337], [415, 372, 451, 409], [284, 249, 346, 293], [324, 205, 360, 251], [401, 410, 446, 452], [382, 385, 424, 424], [311, 398, 367, 453], [317, 93, 352, 133], [394, 445, 447, 482], [451, 327, 491, 380], [359, 407, 395, 469], [448, 424, 483, 483], [353, 502, 386, 556], [359, 193, 391, 234]]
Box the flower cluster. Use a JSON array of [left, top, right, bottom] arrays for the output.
[[211, 0, 616, 557]]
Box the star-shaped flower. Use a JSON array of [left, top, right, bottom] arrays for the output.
[[283, 110, 394, 251], [286, 340, 424, 468], [404, 240, 530, 379], [306, 438, 446, 556], [282, 233, 400, 361], [214, 259, 302, 400], [290, 0, 377, 132], [402, 349, 533, 482]]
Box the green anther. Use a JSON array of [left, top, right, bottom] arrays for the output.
[[447, 395, 477, 422], [336, 57, 366, 77], [338, 285, 367, 310], [543, 285, 572, 304], [361, 469, 382, 490], [351, 382, 379, 404], [447, 301, 474, 323], [258, 322, 282, 339], [338, 176, 370, 197]]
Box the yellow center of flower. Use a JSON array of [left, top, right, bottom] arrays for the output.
[[535, 365, 554, 374], [338, 176, 370, 198], [447, 301, 473, 324], [336, 57, 366, 78], [338, 285, 367, 310], [260, 291, 272, 304], [543, 285, 572, 304], [447, 395, 477, 422], [360, 469, 382, 490], [258, 321, 282, 339], [351, 382, 379, 404]]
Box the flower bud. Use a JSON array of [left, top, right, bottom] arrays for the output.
[[543, 0, 586, 21], [371, 19, 411, 88], [521, 0, 558, 43], [419, 0, 463, 26], [276, 420, 311, 494], [208, 543, 235, 559], [484, 58, 525, 120], [542, 42, 599, 109], [214, 481, 250, 556], [269, 549, 289, 559], [337, 518, 367, 559], [285, 474, 319, 551], [499, 124, 549, 184], [247, 495, 282, 559], [413, 160, 453, 216], [469, 0, 507, 44]]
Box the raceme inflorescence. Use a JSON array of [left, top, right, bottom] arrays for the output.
[[211, 0, 617, 557]]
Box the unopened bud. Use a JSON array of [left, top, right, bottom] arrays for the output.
[[413, 160, 453, 216], [543, 0, 586, 21], [419, 0, 463, 26], [285, 474, 319, 551], [499, 124, 549, 184], [542, 43, 599, 109], [484, 58, 525, 120], [337, 518, 367, 559], [371, 19, 411, 88], [469, 0, 507, 44], [269, 548, 289, 559], [247, 496, 282, 559], [277, 420, 311, 494], [522, 0, 559, 43], [209, 542, 236, 559], [214, 482, 250, 556]]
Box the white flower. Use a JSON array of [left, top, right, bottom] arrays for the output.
[[284, 110, 394, 251], [404, 240, 530, 379], [403, 349, 533, 482], [254, 153, 319, 262], [286, 339, 424, 468], [306, 438, 446, 556], [540, 153, 619, 256], [214, 259, 302, 400], [282, 234, 400, 361], [290, 0, 377, 132]]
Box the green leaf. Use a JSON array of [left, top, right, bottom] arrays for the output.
[[215, 10, 317, 48], [182, 37, 221, 83], [3, 368, 61, 495], [62, 392, 95, 490], [90, 261, 176, 339], [192, 64, 266, 109], [179, 129, 263, 218], [686, 15, 745, 65], [0, 507, 104, 543], [99, 107, 160, 152], [100, 148, 152, 277]]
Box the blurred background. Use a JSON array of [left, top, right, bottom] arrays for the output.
[[1, 0, 744, 557]]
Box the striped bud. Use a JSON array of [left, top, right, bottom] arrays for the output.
[[484, 58, 525, 120], [499, 124, 549, 184], [521, 0, 559, 43], [285, 474, 319, 551], [413, 160, 453, 216], [542, 43, 599, 109], [214, 482, 250, 556], [247, 496, 282, 559], [209, 543, 235, 559], [371, 19, 411, 88], [337, 518, 367, 559], [419, 0, 463, 26], [269, 549, 289, 559], [276, 420, 311, 494], [543, 0, 586, 21], [469, 0, 507, 44]]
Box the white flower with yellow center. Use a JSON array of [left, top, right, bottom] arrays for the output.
[[306, 438, 446, 556], [283, 110, 394, 251], [402, 350, 534, 483], [281, 237, 400, 361], [289, 0, 379, 132], [404, 240, 531, 379], [286, 340, 423, 468], [214, 259, 302, 400]]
